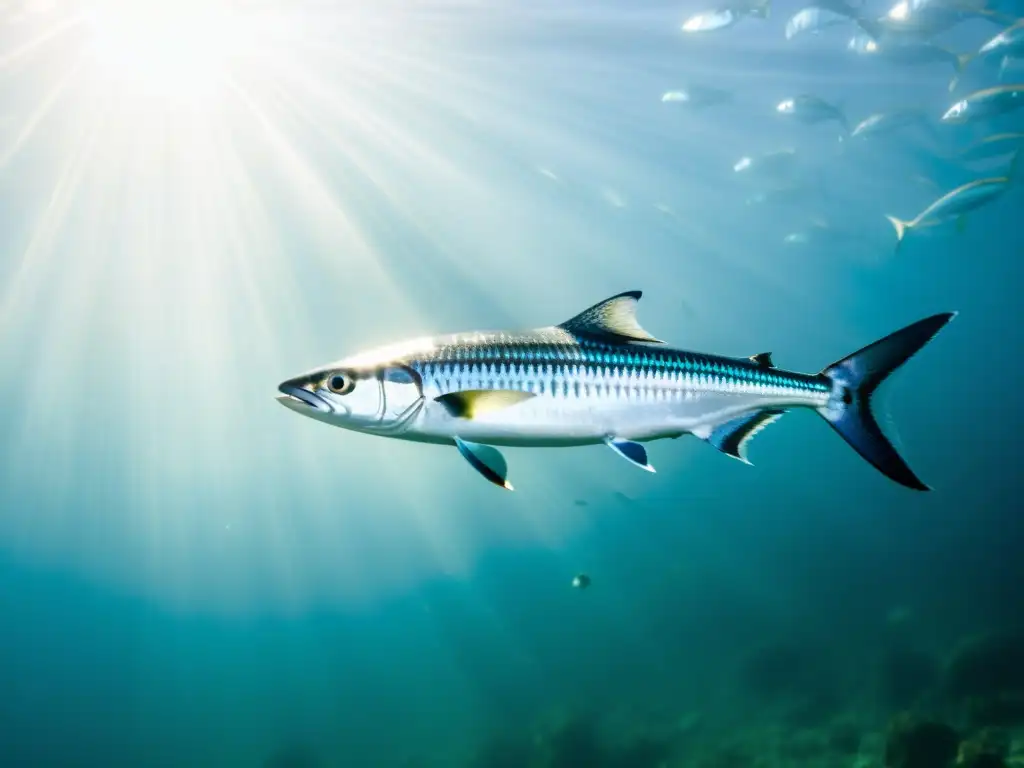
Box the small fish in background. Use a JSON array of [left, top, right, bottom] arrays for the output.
[[784, 217, 879, 249], [745, 179, 825, 207], [573, 499, 589, 507], [848, 108, 940, 141], [952, 19, 1024, 85], [884, 154, 1019, 250], [572, 573, 592, 590], [941, 84, 1024, 123], [777, 94, 850, 133], [783, 218, 844, 245], [278, 291, 955, 492], [910, 172, 944, 192], [733, 148, 801, 183], [681, 0, 770, 32], [661, 85, 733, 109], [860, 0, 1007, 43], [848, 37, 972, 92], [785, 6, 855, 41], [977, 18, 1024, 61], [783, 230, 814, 245], [958, 132, 1024, 163]]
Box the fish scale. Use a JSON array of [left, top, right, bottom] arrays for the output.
[[413, 335, 829, 407]]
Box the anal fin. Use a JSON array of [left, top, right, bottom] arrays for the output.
[[454, 437, 514, 490], [436, 390, 536, 419], [605, 437, 656, 473], [701, 409, 786, 464]]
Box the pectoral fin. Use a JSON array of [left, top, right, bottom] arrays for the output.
[[435, 390, 536, 419], [604, 437, 656, 473], [454, 437, 514, 490], [695, 409, 786, 464]]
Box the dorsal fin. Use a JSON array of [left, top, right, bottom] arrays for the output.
[[558, 291, 664, 344], [749, 352, 774, 368]]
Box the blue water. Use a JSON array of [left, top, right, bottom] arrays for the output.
[[1, 0, 1023, 765]]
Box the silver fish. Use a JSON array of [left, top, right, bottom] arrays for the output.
[[978, 19, 1024, 58], [733, 148, 800, 182], [783, 219, 874, 247], [682, 0, 770, 32], [777, 94, 850, 132], [661, 86, 733, 108], [849, 108, 936, 139], [851, 38, 971, 90], [884, 161, 1017, 249], [785, 7, 853, 40], [744, 181, 823, 206], [865, 0, 1005, 40], [942, 84, 1024, 123], [277, 292, 954, 491], [682, 8, 744, 31]]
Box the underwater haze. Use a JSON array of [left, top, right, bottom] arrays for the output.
[[2, 0, 1024, 765]]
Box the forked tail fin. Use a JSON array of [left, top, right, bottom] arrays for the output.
[[817, 313, 956, 490]]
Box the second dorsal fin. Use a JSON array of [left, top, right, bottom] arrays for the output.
[[558, 291, 664, 344], [749, 352, 774, 368]]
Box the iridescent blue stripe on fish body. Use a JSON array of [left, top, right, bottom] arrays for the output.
[[410, 337, 829, 403]]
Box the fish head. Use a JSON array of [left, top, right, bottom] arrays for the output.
[[277, 360, 424, 435], [979, 31, 1005, 55], [681, 9, 735, 32], [941, 98, 968, 123]]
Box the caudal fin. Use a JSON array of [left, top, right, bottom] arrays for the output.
[[817, 313, 956, 491], [949, 53, 973, 92], [885, 214, 911, 252]]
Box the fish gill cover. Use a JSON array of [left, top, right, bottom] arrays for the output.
[[0, 0, 1022, 766]]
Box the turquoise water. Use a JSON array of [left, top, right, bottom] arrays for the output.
[[1, 0, 1023, 765]]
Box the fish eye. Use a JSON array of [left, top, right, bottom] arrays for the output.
[[326, 373, 355, 395]]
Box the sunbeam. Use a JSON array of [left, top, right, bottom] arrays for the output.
[[83, 0, 249, 105]]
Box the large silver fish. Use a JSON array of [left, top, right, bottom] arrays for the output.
[[277, 292, 954, 491]]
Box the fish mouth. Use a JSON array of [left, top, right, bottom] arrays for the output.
[[276, 383, 330, 414]]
